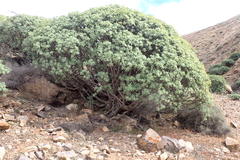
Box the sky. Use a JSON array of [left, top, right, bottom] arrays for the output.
[[0, 0, 239, 35]]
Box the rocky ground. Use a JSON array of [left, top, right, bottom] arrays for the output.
[[0, 90, 239, 160]]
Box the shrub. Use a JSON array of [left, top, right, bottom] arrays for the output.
[[23, 5, 227, 135], [231, 81, 240, 91], [0, 60, 11, 94], [209, 66, 230, 75], [0, 14, 48, 55], [221, 59, 235, 67], [209, 75, 227, 93], [177, 105, 230, 135], [229, 52, 240, 61], [228, 94, 240, 100], [209, 63, 222, 70]]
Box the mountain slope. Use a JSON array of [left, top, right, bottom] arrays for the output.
[[183, 14, 240, 70]]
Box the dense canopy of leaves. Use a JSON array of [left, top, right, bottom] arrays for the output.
[[23, 5, 213, 117]]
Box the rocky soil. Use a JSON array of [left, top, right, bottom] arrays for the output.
[[0, 90, 239, 160]]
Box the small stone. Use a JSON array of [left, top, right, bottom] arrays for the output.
[[52, 135, 67, 143], [0, 121, 10, 130], [23, 146, 38, 153], [222, 146, 230, 153], [136, 150, 145, 156], [123, 125, 132, 132], [56, 150, 78, 158], [118, 115, 137, 127], [173, 121, 180, 127], [102, 126, 109, 132], [44, 106, 51, 111], [185, 141, 194, 153], [225, 137, 239, 152], [36, 111, 46, 118], [4, 114, 15, 121], [159, 152, 168, 160], [56, 130, 69, 139], [178, 153, 185, 159], [110, 148, 120, 153], [36, 105, 45, 112], [66, 103, 78, 111], [225, 84, 233, 93], [71, 130, 86, 140], [16, 154, 33, 160], [11, 100, 21, 107], [99, 145, 110, 154], [81, 109, 93, 115], [230, 121, 238, 128], [0, 147, 5, 160], [99, 137, 104, 141], [38, 144, 51, 151], [80, 150, 90, 156], [17, 115, 29, 127]]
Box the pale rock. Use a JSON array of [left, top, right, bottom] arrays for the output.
[[29, 152, 37, 159], [110, 148, 120, 152], [0, 147, 5, 160], [71, 130, 86, 140], [34, 150, 44, 160], [56, 130, 69, 139], [159, 152, 168, 160], [17, 154, 33, 160], [173, 121, 180, 127], [178, 153, 186, 159], [118, 115, 137, 127], [44, 106, 51, 111], [62, 144, 72, 151], [167, 152, 175, 160], [75, 114, 90, 124], [214, 148, 221, 152], [35, 105, 45, 112], [52, 135, 67, 143], [99, 137, 104, 141], [38, 143, 51, 151], [17, 115, 29, 127], [136, 150, 145, 156], [47, 127, 62, 133], [4, 114, 15, 121], [226, 84, 233, 93], [91, 148, 101, 153], [99, 145, 110, 154], [100, 114, 110, 122], [230, 121, 238, 128], [161, 136, 186, 153], [222, 146, 231, 153], [102, 126, 109, 132], [225, 137, 239, 152], [185, 141, 194, 153], [156, 151, 162, 156], [80, 150, 90, 156], [81, 108, 93, 115], [66, 103, 78, 111], [137, 128, 163, 153], [0, 120, 10, 130], [56, 150, 78, 158], [22, 146, 38, 153]]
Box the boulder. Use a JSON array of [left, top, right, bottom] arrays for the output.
[[137, 128, 164, 153], [225, 137, 239, 152], [161, 136, 186, 153]]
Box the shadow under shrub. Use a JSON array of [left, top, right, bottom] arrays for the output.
[[231, 81, 240, 91], [177, 105, 230, 136], [221, 59, 235, 67]]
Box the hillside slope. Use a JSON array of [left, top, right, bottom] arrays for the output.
[[183, 14, 240, 84]]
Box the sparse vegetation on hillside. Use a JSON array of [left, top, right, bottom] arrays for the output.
[[228, 93, 240, 100]]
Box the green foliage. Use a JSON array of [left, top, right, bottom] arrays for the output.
[[0, 14, 48, 53], [209, 75, 227, 93], [228, 93, 240, 100], [0, 60, 11, 94], [23, 5, 221, 134], [209, 66, 230, 75], [209, 63, 222, 70], [231, 81, 240, 91], [229, 52, 240, 61], [221, 59, 235, 67], [0, 15, 7, 22]]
